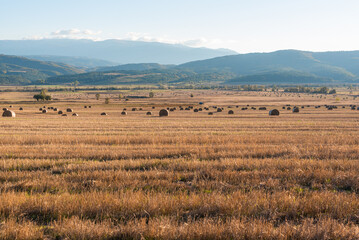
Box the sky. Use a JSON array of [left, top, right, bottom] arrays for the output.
[[1, 0, 359, 53]]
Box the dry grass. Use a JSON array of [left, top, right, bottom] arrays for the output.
[[0, 89, 358, 239]]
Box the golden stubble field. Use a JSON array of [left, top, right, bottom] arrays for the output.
[[0, 89, 358, 239]]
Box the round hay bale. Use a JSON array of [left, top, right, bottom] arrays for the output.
[[84, 106, 87, 108], [216, 108, 222, 112], [228, 110, 234, 114], [139, 108, 143, 111], [39, 108, 42, 111], [88, 106, 92, 108], [292, 107, 299, 113], [42, 109, 48, 113], [159, 109, 169, 117], [282, 107, 286, 109], [269, 109, 280, 116], [198, 108, 202, 111], [101, 112, 107, 116], [132, 108, 137, 111], [2, 110, 15, 117], [9, 105, 12, 108], [194, 109, 199, 112], [66, 108, 73, 112], [152, 106, 155, 109], [53, 108, 58, 111], [123, 108, 127, 110], [72, 113, 78, 117], [259, 107, 266, 110], [208, 112, 213, 115], [62, 114, 67, 117], [287, 107, 291, 110], [19, 107, 23, 110], [121, 111, 127, 115], [146, 111, 152, 115], [47, 107, 51, 109], [58, 111, 63, 114]]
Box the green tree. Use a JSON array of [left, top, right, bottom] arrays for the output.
[[95, 93, 100, 100], [105, 98, 110, 104], [149, 92, 154, 98], [329, 89, 336, 94]]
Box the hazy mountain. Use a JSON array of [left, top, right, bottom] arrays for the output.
[[179, 50, 359, 82], [25, 55, 118, 68], [93, 63, 174, 72], [0, 39, 237, 65], [0, 54, 84, 85]]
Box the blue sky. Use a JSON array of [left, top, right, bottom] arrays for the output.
[[1, 0, 359, 53]]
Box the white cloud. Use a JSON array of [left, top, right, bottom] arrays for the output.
[[51, 28, 101, 37]]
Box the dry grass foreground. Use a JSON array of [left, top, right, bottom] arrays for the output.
[[0, 89, 358, 239]]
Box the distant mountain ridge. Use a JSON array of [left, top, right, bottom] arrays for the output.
[[0, 39, 237, 65], [25, 55, 118, 68]]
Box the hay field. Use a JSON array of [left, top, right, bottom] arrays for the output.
[[0, 89, 358, 239]]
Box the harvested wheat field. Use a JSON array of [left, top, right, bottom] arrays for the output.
[[0, 89, 358, 239]]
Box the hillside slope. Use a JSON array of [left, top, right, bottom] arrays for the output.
[[0, 54, 84, 85]]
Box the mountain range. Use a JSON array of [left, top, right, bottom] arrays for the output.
[[1, 39, 359, 86], [0, 39, 236, 65]]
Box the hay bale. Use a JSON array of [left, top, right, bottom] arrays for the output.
[[208, 112, 213, 115], [19, 107, 23, 110], [72, 113, 78, 117], [88, 106, 92, 108], [159, 109, 169, 117], [54, 108, 58, 111], [101, 112, 107, 116], [66, 108, 73, 113], [228, 110, 234, 114], [62, 114, 67, 117], [292, 107, 299, 113], [259, 107, 266, 110], [132, 108, 137, 111], [269, 109, 280, 116], [146, 111, 152, 115], [58, 111, 63, 114], [194, 109, 199, 112], [84, 106, 87, 108], [42, 109, 48, 113], [39, 108, 42, 111], [121, 111, 127, 115], [216, 108, 222, 112], [2, 110, 15, 117]]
